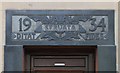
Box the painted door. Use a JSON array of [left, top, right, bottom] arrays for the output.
[[24, 46, 95, 72]]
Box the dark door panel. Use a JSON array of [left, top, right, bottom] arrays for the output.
[[33, 70, 84, 73], [24, 46, 96, 72], [31, 55, 93, 71], [31, 56, 87, 67]]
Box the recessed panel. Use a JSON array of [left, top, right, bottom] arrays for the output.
[[32, 56, 87, 67], [6, 10, 114, 45]]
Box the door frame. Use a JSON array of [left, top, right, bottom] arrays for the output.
[[24, 46, 96, 71]]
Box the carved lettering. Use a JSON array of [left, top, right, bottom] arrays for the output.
[[41, 25, 79, 31], [12, 15, 108, 41], [12, 33, 40, 40]]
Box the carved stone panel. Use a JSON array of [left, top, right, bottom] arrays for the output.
[[6, 10, 114, 45]]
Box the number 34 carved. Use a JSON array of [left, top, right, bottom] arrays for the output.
[[89, 18, 106, 32]]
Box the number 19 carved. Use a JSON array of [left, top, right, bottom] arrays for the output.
[[19, 18, 32, 32]]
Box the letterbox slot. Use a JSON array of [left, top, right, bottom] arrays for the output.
[[54, 62, 65, 66]]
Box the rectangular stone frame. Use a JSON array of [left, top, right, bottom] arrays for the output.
[[4, 10, 116, 71], [6, 10, 114, 45]]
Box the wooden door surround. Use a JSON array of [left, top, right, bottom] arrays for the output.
[[24, 46, 96, 72]]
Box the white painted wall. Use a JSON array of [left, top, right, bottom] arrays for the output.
[[0, 1, 119, 72], [0, 2, 4, 73]]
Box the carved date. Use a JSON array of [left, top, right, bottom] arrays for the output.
[[19, 18, 32, 31], [89, 18, 106, 32]]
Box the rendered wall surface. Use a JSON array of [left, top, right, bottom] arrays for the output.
[[0, 2, 4, 73], [0, 1, 119, 72]]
